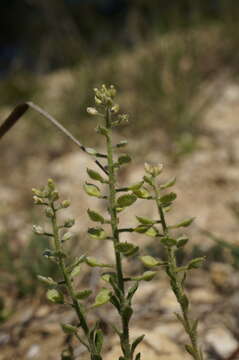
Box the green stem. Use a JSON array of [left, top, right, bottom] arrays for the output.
[[105, 107, 131, 360], [51, 204, 101, 359], [152, 180, 202, 360], [105, 107, 124, 292]]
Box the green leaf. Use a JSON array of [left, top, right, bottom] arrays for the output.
[[101, 273, 111, 282], [116, 140, 128, 148], [117, 194, 137, 207], [37, 275, 57, 286], [140, 255, 163, 267], [133, 188, 150, 199], [135, 352, 141, 360], [118, 154, 131, 165], [86, 257, 113, 268], [160, 177, 176, 190], [84, 183, 101, 198], [145, 227, 158, 237], [131, 335, 145, 357], [116, 242, 139, 256], [61, 323, 77, 334], [62, 232, 73, 242], [136, 216, 155, 225], [127, 282, 138, 302], [188, 257, 205, 269], [185, 344, 195, 357], [161, 237, 177, 247], [176, 236, 189, 248], [75, 289, 92, 300], [85, 147, 97, 156], [87, 168, 105, 183], [46, 289, 64, 304], [92, 288, 111, 307], [129, 181, 144, 191], [70, 264, 81, 278], [160, 192, 177, 204], [95, 329, 104, 353], [134, 225, 151, 233], [88, 227, 107, 240], [87, 209, 105, 223], [171, 217, 195, 228], [132, 271, 157, 282]]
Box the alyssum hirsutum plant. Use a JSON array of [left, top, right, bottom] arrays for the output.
[[32, 85, 205, 360]]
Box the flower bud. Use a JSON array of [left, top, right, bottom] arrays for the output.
[[87, 107, 99, 116], [33, 225, 44, 235], [63, 219, 75, 228], [45, 207, 54, 218], [61, 200, 71, 208]]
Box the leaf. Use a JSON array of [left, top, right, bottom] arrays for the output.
[[145, 227, 158, 237], [92, 288, 111, 307], [177, 236, 189, 248], [136, 216, 155, 225], [185, 344, 195, 357], [132, 271, 157, 282], [133, 188, 150, 199], [46, 289, 64, 304], [127, 282, 138, 302], [70, 264, 81, 278], [85, 147, 97, 156], [116, 242, 139, 256], [171, 217, 195, 228], [87, 209, 105, 223], [140, 255, 163, 267], [129, 181, 144, 191], [161, 237, 177, 247], [87, 168, 105, 183], [117, 194, 137, 207], [88, 227, 107, 240], [84, 183, 101, 198], [135, 352, 141, 360], [134, 225, 151, 233], [118, 154, 131, 165], [160, 177, 176, 189], [131, 335, 145, 357], [75, 289, 92, 300], [61, 323, 77, 334], [37, 275, 57, 286], [62, 232, 73, 242], [86, 257, 113, 268], [188, 257, 205, 269], [160, 192, 177, 204], [116, 140, 128, 148], [95, 329, 104, 353]]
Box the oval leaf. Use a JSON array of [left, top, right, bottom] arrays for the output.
[[140, 255, 163, 267], [87, 209, 105, 223], [87, 168, 105, 183], [46, 289, 64, 304], [92, 288, 111, 307], [88, 227, 107, 240], [117, 194, 137, 207], [84, 183, 101, 198]]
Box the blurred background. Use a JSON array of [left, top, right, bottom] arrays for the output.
[[1, 1, 239, 359]]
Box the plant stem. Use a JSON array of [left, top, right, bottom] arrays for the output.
[[152, 180, 202, 360], [105, 107, 131, 360], [50, 203, 100, 359]]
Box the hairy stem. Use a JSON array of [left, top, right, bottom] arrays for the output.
[[152, 180, 202, 360], [105, 107, 131, 360], [50, 203, 100, 359]]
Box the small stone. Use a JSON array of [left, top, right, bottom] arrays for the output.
[[206, 327, 238, 357], [26, 344, 40, 358]]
